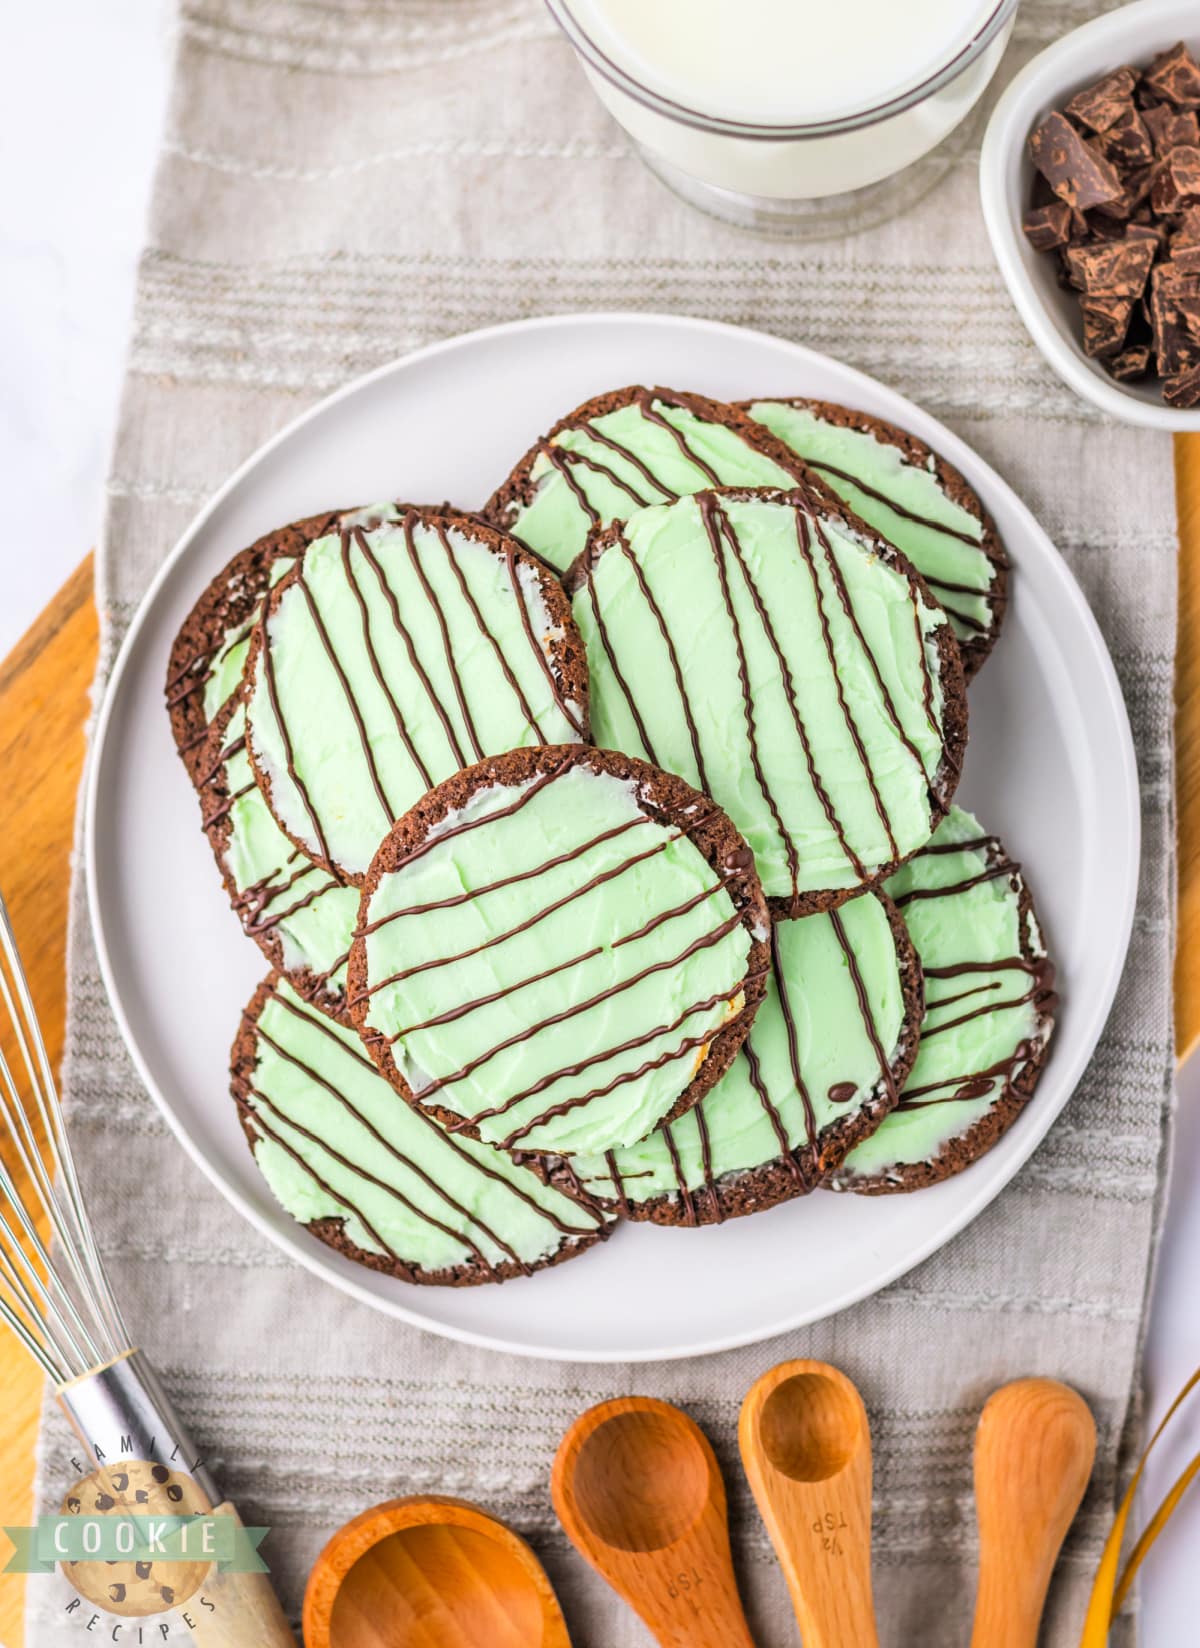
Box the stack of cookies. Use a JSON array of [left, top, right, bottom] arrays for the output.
[[166, 386, 1057, 1287]]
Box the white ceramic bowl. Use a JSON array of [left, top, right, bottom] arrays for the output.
[[980, 0, 1200, 431]]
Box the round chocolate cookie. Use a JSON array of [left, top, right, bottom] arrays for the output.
[[195, 698, 358, 1008], [165, 503, 403, 782], [741, 398, 1008, 680], [483, 385, 814, 575], [561, 889, 922, 1226], [233, 973, 613, 1285], [828, 806, 1057, 1194], [349, 745, 770, 1158], [243, 509, 588, 883], [569, 485, 968, 914]]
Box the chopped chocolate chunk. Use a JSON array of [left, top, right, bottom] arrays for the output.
[[1022, 200, 1073, 251], [1178, 297, 1200, 341], [1081, 294, 1133, 356], [1107, 344, 1153, 379], [1143, 42, 1200, 111], [1099, 103, 1155, 170], [1151, 145, 1200, 213], [1165, 363, 1200, 406], [1064, 235, 1157, 297], [1066, 65, 1139, 132], [1177, 206, 1200, 244], [1150, 263, 1200, 374], [1028, 112, 1125, 210], [1143, 103, 1200, 153]]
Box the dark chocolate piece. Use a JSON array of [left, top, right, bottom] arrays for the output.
[[1108, 344, 1153, 380], [1064, 235, 1156, 297], [1028, 112, 1125, 211], [1022, 201, 1073, 251], [1151, 145, 1200, 213], [1150, 263, 1200, 374], [1165, 364, 1200, 407], [1066, 65, 1138, 132], [1098, 104, 1155, 171], [1143, 103, 1200, 154], [1081, 294, 1132, 357], [1143, 42, 1200, 111]]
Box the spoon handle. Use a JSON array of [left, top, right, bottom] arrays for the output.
[[739, 1361, 880, 1648], [551, 1398, 756, 1648], [970, 1379, 1096, 1648], [744, 1462, 879, 1648], [601, 1521, 759, 1648]]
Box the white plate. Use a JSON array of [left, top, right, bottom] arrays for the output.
[[86, 312, 1139, 1363]]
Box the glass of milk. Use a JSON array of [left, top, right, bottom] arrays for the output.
[[545, 0, 1019, 235]]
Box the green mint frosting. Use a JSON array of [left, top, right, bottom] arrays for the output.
[[834, 806, 1049, 1186], [214, 704, 358, 989], [574, 490, 949, 901], [747, 402, 995, 646], [201, 506, 403, 727], [243, 975, 607, 1275], [507, 395, 797, 573], [570, 890, 905, 1209], [246, 517, 584, 877], [359, 763, 753, 1157]]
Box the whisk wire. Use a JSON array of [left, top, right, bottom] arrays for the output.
[[0, 1166, 104, 1376], [0, 903, 111, 1287], [0, 894, 131, 1379], [0, 1035, 119, 1359]]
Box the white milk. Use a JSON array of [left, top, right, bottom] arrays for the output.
[[552, 0, 1018, 209]]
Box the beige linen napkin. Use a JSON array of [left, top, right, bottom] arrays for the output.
[[28, 3, 1175, 1642]]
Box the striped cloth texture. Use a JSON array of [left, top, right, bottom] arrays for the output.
[[28, 2, 1175, 1642]]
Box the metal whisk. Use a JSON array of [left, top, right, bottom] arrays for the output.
[[0, 894, 296, 1645]]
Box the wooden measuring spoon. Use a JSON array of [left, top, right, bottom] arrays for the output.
[[970, 1378, 1096, 1648], [739, 1359, 879, 1648], [552, 1395, 756, 1648], [303, 1495, 570, 1648]]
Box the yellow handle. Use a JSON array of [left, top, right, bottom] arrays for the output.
[[1079, 1366, 1200, 1644]]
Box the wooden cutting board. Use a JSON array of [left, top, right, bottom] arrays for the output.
[[1, 438, 1198, 1641]]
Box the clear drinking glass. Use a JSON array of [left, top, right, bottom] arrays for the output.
[[545, 0, 1020, 239]]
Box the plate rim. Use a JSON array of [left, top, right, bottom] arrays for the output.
[[83, 310, 1141, 1363]]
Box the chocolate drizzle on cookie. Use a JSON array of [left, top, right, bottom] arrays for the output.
[[245, 510, 587, 880], [574, 487, 958, 910], [235, 976, 606, 1286], [831, 812, 1058, 1196], [583, 895, 914, 1225], [351, 746, 770, 1159]]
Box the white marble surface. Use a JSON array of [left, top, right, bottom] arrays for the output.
[[1, 0, 1196, 1637]]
